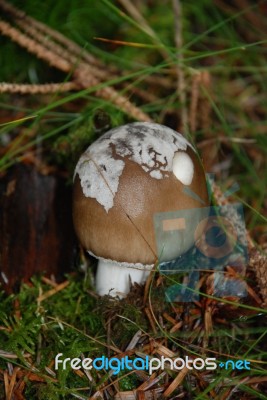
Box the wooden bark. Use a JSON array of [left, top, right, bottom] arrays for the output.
[[0, 164, 76, 292]]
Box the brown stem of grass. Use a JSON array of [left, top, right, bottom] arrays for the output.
[[0, 4, 151, 122]]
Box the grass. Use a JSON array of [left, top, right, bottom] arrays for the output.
[[0, 270, 267, 399], [0, 0, 267, 398]]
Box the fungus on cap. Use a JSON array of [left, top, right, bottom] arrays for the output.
[[73, 122, 209, 297]]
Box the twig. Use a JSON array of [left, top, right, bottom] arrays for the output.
[[11, 16, 111, 82], [0, 82, 78, 94], [0, 0, 103, 68], [0, 20, 71, 72], [0, 2, 152, 122]]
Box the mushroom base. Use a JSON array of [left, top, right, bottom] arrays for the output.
[[95, 258, 153, 297]]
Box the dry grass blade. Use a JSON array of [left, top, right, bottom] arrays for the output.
[[204, 305, 213, 336], [137, 371, 166, 391], [114, 391, 137, 400], [37, 280, 69, 302], [163, 312, 177, 326], [156, 344, 175, 358], [169, 320, 183, 333], [114, 389, 163, 399], [0, 351, 19, 359], [6, 367, 19, 400], [126, 330, 143, 351], [4, 371, 9, 399], [162, 366, 189, 398], [144, 307, 157, 334], [89, 390, 104, 399]]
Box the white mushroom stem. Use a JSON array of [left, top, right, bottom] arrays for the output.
[[95, 259, 153, 298]]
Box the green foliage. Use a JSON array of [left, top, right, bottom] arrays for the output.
[[0, 274, 103, 397], [51, 106, 124, 174], [118, 370, 140, 391], [0, 273, 153, 398]]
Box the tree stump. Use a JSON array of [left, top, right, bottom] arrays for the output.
[[0, 164, 77, 292]]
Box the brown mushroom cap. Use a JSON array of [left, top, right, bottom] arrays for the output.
[[73, 123, 209, 265]]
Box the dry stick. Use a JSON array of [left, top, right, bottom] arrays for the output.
[[2, 13, 103, 85], [129, 86, 158, 103], [212, 182, 267, 306], [12, 16, 111, 82], [145, 74, 174, 89], [76, 70, 152, 123], [0, 20, 151, 122], [0, 20, 71, 72], [11, 8, 164, 98], [10, 8, 143, 107], [173, 0, 188, 135], [1, 1, 163, 116], [0, 82, 78, 94]]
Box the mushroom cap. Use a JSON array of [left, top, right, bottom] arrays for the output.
[[73, 122, 209, 265]]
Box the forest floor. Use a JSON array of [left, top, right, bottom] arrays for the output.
[[0, 1, 266, 399]]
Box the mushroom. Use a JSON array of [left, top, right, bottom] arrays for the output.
[[73, 122, 209, 297]]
